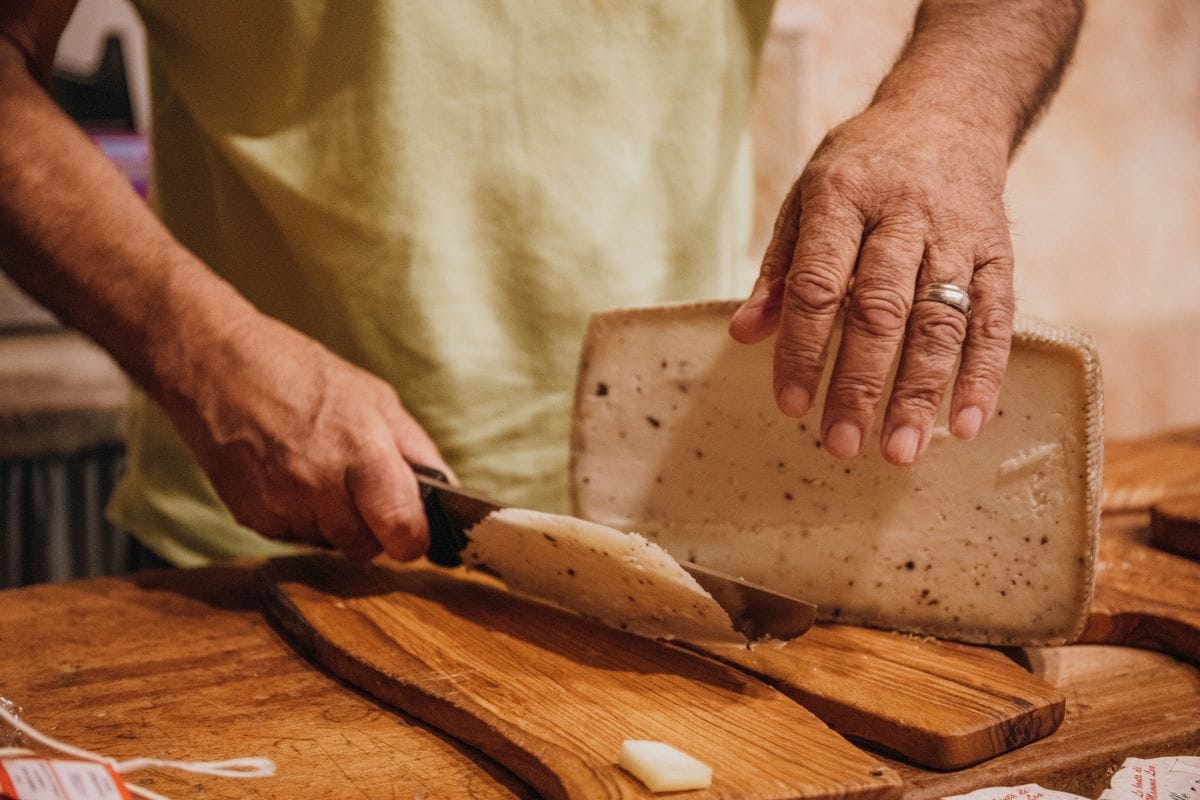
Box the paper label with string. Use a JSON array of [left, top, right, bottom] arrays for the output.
[[0, 757, 131, 800]]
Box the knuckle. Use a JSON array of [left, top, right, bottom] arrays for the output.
[[971, 303, 1015, 346], [885, 182, 931, 213], [958, 360, 1006, 399], [828, 370, 888, 412], [774, 337, 826, 376], [784, 267, 845, 318], [910, 310, 968, 354], [848, 285, 909, 338], [891, 379, 949, 419], [974, 234, 1013, 266], [805, 162, 866, 204], [868, 212, 925, 244], [281, 457, 324, 494]]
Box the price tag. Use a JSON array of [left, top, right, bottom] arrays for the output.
[[0, 757, 130, 800]]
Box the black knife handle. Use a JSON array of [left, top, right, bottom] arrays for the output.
[[409, 463, 468, 567]]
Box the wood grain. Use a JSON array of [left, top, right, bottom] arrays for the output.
[[1, 561, 1197, 797], [891, 645, 1200, 798], [1079, 515, 1200, 664], [1151, 497, 1200, 560], [1104, 427, 1200, 513], [258, 555, 904, 800], [703, 625, 1064, 771], [0, 567, 534, 800]]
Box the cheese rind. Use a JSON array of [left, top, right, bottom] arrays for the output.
[[463, 508, 747, 646], [570, 301, 1103, 646], [618, 740, 713, 793]]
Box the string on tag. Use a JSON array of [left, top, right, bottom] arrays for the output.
[[0, 698, 275, 800]]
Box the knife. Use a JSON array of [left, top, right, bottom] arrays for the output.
[[410, 464, 817, 641]]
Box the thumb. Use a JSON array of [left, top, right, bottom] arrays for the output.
[[729, 181, 801, 344]]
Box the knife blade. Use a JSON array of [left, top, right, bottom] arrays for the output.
[[411, 464, 817, 641]]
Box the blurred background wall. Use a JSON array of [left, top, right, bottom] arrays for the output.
[[750, 0, 1200, 439]]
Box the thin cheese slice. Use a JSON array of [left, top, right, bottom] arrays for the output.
[[462, 507, 747, 646], [619, 740, 713, 793], [570, 301, 1102, 646]]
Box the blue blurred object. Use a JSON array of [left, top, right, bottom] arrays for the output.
[[90, 132, 150, 198]]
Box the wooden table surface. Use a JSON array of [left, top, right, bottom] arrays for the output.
[[2, 513, 1198, 800]]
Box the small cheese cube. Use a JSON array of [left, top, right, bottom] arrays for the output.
[[619, 739, 712, 793]]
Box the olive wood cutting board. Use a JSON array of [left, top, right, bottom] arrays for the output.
[[1103, 427, 1200, 513], [258, 555, 902, 800], [702, 625, 1064, 771], [1078, 514, 1200, 664], [1151, 497, 1200, 560]]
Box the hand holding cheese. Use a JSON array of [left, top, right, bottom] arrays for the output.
[[730, 1, 1083, 465]]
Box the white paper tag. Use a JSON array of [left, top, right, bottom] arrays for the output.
[[1100, 757, 1200, 800], [943, 784, 1090, 800], [0, 757, 130, 800]]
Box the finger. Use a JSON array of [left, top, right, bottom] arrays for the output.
[[346, 442, 430, 562], [950, 240, 1015, 440], [771, 196, 865, 418], [880, 244, 972, 465], [315, 496, 382, 561], [819, 222, 925, 458], [381, 399, 459, 485], [730, 181, 802, 344]]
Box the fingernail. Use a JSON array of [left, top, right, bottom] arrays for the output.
[[885, 426, 921, 464], [952, 406, 984, 440], [824, 422, 862, 458], [777, 385, 811, 417]]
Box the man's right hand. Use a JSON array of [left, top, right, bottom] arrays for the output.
[[2, 8, 450, 562], [157, 311, 454, 562]]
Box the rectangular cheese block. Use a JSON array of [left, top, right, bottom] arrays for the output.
[[569, 300, 1103, 646]]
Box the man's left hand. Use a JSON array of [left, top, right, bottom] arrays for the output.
[[730, 103, 1016, 465]]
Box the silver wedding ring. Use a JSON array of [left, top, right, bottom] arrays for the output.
[[914, 282, 971, 316]]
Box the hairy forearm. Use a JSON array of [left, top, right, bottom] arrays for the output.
[[873, 0, 1084, 156], [0, 41, 259, 400]]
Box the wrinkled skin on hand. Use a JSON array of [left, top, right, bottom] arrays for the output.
[[160, 313, 454, 561], [731, 104, 1016, 465]]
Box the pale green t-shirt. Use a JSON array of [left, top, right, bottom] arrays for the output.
[[109, 2, 774, 565]]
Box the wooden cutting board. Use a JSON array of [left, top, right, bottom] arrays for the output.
[[891, 643, 1200, 800], [1151, 497, 1200, 560], [258, 555, 902, 800], [1, 567, 538, 800], [1079, 515, 1200, 664], [1104, 427, 1200, 513], [703, 626, 1064, 771]]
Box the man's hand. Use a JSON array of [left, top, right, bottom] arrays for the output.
[[731, 0, 1083, 465], [1, 13, 450, 562], [730, 104, 1013, 465], [158, 314, 454, 562]]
